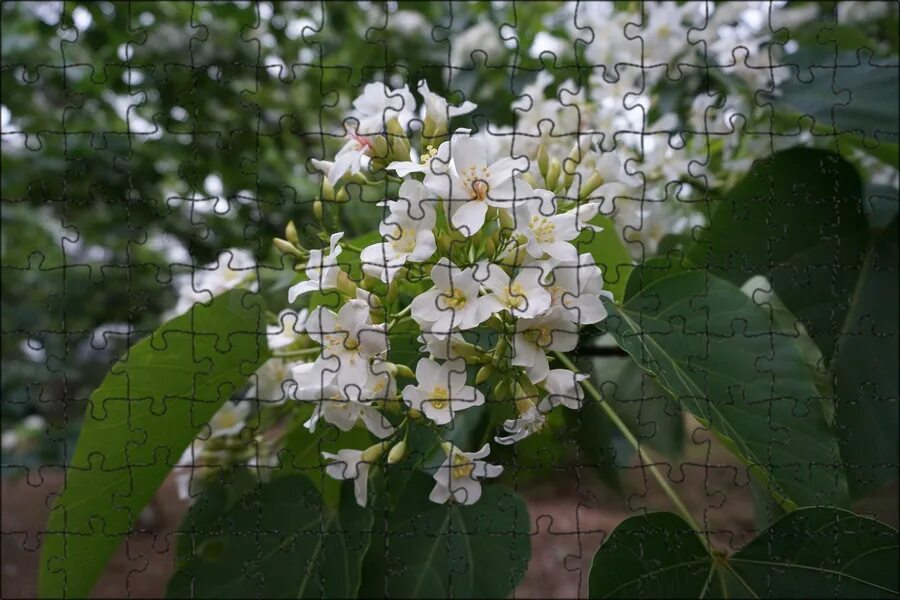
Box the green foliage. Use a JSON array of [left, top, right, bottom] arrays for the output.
[[687, 148, 898, 497], [359, 474, 531, 599], [168, 475, 372, 598], [589, 508, 899, 598], [38, 290, 268, 599], [604, 271, 847, 508]]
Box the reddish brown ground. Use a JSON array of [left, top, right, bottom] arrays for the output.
[[2, 423, 895, 599]]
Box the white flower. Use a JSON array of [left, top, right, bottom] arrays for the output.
[[295, 363, 395, 439], [288, 232, 344, 303], [304, 299, 388, 390], [429, 443, 503, 505], [543, 253, 614, 325], [418, 331, 471, 360], [538, 369, 589, 412], [328, 134, 374, 183], [402, 358, 484, 425], [424, 134, 528, 236], [513, 190, 600, 262], [512, 308, 579, 383], [322, 448, 372, 507], [361, 180, 437, 283], [477, 261, 551, 319], [351, 81, 417, 134], [410, 258, 495, 338], [170, 248, 258, 316], [495, 403, 546, 445], [418, 79, 476, 129], [267, 308, 309, 350], [247, 358, 294, 405], [386, 141, 451, 177]]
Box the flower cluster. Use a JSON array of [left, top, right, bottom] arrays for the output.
[[260, 80, 620, 507]]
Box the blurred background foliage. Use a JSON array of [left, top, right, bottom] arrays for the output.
[[1, 0, 898, 489], [1, 0, 568, 470]]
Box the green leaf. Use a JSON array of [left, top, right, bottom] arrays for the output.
[[772, 52, 899, 165], [576, 214, 634, 302], [589, 508, 899, 598], [604, 271, 847, 508], [168, 475, 372, 598], [687, 148, 898, 497], [39, 290, 268, 599], [359, 474, 531, 598], [588, 512, 710, 598]]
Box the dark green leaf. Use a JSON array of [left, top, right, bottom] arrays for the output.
[[687, 148, 898, 496], [168, 475, 372, 598], [39, 290, 268, 599], [589, 508, 899, 598], [604, 271, 847, 508], [359, 474, 531, 598], [588, 512, 710, 598]]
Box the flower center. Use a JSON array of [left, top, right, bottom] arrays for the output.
[[461, 164, 491, 201], [390, 227, 417, 254], [504, 283, 526, 309], [350, 131, 373, 152], [441, 287, 467, 309], [430, 385, 450, 410], [420, 145, 438, 163], [529, 215, 556, 244], [451, 452, 475, 479], [525, 325, 553, 348]]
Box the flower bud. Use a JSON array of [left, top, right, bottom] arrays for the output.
[[437, 232, 453, 256], [335, 187, 349, 203], [322, 177, 335, 201], [408, 407, 423, 420], [373, 135, 390, 159], [545, 158, 561, 191], [537, 143, 549, 178], [285, 220, 299, 243], [337, 270, 358, 297], [492, 380, 509, 402], [440, 441, 454, 456], [492, 336, 508, 364], [274, 238, 303, 257], [475, 364, 495, 385], [313, 200, 324, 222], [579, 172, 605, 200], [485, 236, 496, 257], [361, 442, 387, 463], [395, 364, 416, 380], [387, 440, 408, 464], [499, 209, 515, 232], [522, 171, 537, 188]]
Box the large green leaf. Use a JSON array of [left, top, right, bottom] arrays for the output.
[[773, 52, 899, 166], [589, 508, 899, 598], [39, 290, 268, 599], [359, 474, 531, 598], [168, 475, 372, 598], [687, 148, 898, 497], [603, 271, 847, 508]]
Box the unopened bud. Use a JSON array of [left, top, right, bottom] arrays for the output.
[[499, 209, 515, 231], [373, 135, 390, 159], [493, 336, 508, 364], [274, 238, 302, 257], [408, 407, 423, 420], [387, 440, 408, 464], [437, 233, 452, 256], [546, 159, 561, 191], [475, 364, 495, 385], [580, 172, 605, 200], [484, 236, 496, 257], [522, 171, 537, 188], [361, 442, 387, 462], [440, 441, 454, 455], [395, 364, 416, 380], [322, 178, 335, 201], [492, 380, 509, 402], [537, 144, 549, 178], [313, 200, 324, 222], [335, 187, 349, 203], [285, 220, 299, 243], [336, 270, 358, 297]]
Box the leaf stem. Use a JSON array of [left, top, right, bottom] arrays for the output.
[[553, 351, 711, 552], [273, 347, 320, 358]]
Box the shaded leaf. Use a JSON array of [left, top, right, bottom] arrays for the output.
[[168, 475, 372, 598], [39, 290, 268, 599], [604, 271, 847, 508]]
